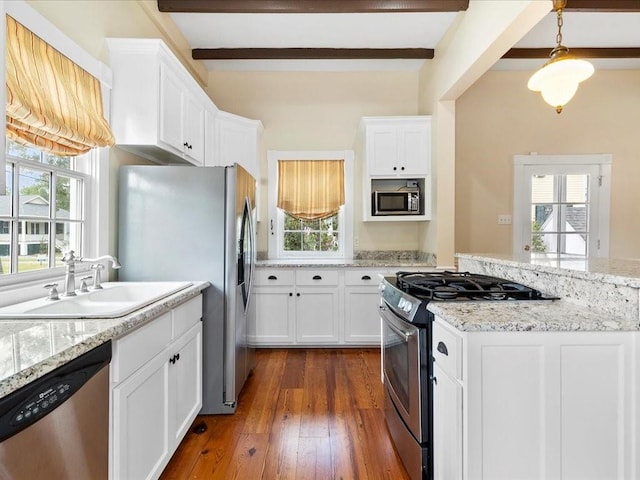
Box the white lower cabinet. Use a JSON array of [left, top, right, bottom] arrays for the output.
[[432, 317, 636, 480], [343, 269, 387, 344], [110, 295, 203, 480]]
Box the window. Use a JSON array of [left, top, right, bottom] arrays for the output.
[[268, 151, 354, 260], [513, 155, 611, 258], [1, 139, 88, 275]]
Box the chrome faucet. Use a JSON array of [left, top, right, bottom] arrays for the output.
[[61, 251, 122, 296]]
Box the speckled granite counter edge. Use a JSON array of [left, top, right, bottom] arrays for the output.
[[0, 282, 209, 400], [457, 253, 640, 288], [428, 300, 640, 333]]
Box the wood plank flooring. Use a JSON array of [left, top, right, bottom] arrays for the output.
[[160, 348, 410, 480]]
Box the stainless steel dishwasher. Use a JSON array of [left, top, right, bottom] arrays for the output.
[[0, 341, 112, 480]]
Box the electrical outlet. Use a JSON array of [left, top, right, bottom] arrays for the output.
[[497, 214, 512, 225]]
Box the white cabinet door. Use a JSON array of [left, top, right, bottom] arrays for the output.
[[432, 364, 463, 480], [344, 287, 380, 344], [399, 123, 430, 176], [183, 92, 205, 165], [158, 63, 184, 154], [367, 123, 399, 176], [168, 322, 202, 449], [295, 288, 340, 344], [252, 288, 295, 344], [111, 352, 170, 480]]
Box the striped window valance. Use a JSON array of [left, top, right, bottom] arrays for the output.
[[5, 15, 115, 156], [277, 159, 345, 220]]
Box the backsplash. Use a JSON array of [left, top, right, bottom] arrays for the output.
[[256, 250, 437, 266]]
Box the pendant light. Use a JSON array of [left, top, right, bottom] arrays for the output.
[[527, 0, 594, 114]]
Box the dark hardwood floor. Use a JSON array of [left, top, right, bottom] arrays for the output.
[[160, 348, 410, 479]]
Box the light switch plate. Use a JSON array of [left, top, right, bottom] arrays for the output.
[[497, 214, 512, 225]]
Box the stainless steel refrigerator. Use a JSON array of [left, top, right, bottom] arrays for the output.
[[118, 164, 256, 414]]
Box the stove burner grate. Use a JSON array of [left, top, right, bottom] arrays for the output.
[[395, 271, 543, 301]]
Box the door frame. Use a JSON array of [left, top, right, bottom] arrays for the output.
[[513, 154, 612, 258]]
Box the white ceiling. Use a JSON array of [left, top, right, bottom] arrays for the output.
[[167, 10, 640, 72]]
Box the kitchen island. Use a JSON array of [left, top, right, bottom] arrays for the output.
[[427, 253, 640, 480]]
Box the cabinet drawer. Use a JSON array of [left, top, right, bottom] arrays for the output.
[[254, 269, 295, 286], [344, 269, 386, 286], [296, 269, 339, 286], [112, 312, 172, 383], [433, 320, 462, 380], [172, 295, 202, 339]]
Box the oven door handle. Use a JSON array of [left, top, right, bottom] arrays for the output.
[[381, 307, 417, 340]]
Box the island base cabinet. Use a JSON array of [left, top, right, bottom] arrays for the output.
[[433, 319, 637, 480], [432, 364, 462, 480]]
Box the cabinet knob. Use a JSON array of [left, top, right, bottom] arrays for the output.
[[289, 292, 293, 296], [183, 142, 189, 148], [361, 275, 371, 280], [401, 166, 405, 171], [296, 293, 301, 297], [268, 275, 278, 280], [312, 275, 322, 280], [437, 341, 449, 356], [393, 166, 397, 171]]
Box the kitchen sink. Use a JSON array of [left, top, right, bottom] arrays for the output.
[[0, 281, 192, 319]]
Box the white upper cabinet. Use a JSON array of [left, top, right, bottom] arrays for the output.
[[209, 111, 263, 182], [106, 38, 211, 166], [361, 116, 431, 177]]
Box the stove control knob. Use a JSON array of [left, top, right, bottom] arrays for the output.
[[404, 302, 413, 313]]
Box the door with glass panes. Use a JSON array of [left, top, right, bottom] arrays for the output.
[[513, 155, 611, 258]]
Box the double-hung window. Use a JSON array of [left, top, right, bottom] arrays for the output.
[[267, 150, 354, 260], [1, 139, 88, 275]]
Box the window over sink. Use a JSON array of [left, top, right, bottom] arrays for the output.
[[267, 150, 353, 260]]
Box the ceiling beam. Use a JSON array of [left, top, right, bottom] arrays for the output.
[[193, 48, 434, 60], [563, 1, 640, 12], [158, 0, 469, 14], [503, 47, 640, 59]]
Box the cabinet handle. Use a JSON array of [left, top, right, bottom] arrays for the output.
[[176, 353, 180, 361], [268, 275, 277, 280], [183, 142, 189, 148], [361, 275, 371, 280], [437, 341, 449, 356], [169, 354, 176, 364], [312, 275, 322, 280], [188, 144, 193, 150]]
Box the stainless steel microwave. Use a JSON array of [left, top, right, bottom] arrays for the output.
[[373, 190, 421, 216]]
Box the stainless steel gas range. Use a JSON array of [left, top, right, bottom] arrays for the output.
[[380, 271, 552, 480]]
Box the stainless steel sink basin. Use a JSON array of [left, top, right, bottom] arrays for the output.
[[0, 281, 192, 319]]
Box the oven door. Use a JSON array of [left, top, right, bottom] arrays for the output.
[[380, 302, 424, 442]]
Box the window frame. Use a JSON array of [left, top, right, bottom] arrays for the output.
[[267, 150, 354, 261], [0, 1, 112, 289], [513, 154, 612, 258], [2, 144, 90, 278]]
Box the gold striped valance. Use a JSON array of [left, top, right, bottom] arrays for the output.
[[5, 15, 115, 156], [277, 159, 345, 220]]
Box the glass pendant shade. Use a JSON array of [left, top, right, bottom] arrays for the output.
[[528, 52, 594, 113]]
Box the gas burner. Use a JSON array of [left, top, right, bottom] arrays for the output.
[[433, 286, 459, 299]]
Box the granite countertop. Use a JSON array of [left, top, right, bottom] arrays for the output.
[[0, 281, 209, 400], [457, 253, 640, 288], [256, 250, 439, 269], [428, 300, 639, 333]]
